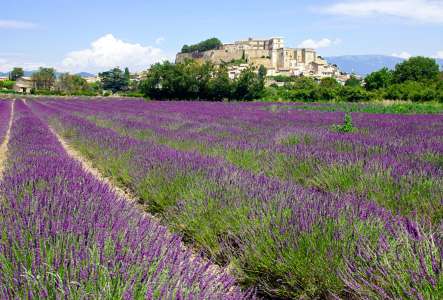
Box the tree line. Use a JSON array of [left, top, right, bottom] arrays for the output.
[[181, 38, 222, 54], [264, 56, 443, 102], [140, 56, 442, 102], [1, 66, 141, 96], [140, 60, 267, 101]]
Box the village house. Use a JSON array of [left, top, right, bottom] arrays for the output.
[[84, 76, 100, 84], [13, 77, 33, 94]]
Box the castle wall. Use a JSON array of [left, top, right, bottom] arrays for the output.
[[248, 57, 274, 69], [176, 49, 243, 64], [244, 49, 271, 60]]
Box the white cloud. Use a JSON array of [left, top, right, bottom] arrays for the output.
[[62, 34, 170, 73], [0, 58, 46, 72], [435, 51, 443, 59], [297, 38, 341, 49], [391, 51, 412, 59], [322, 0, 443, 23], [155, 37, 165, 45], [0, 20, 36, 29]]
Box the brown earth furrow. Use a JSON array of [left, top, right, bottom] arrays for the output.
[[0, 100, 15, 178]]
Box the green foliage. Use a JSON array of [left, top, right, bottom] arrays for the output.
[[0, 80, 15, 90], [345, 75, 361, 87], [285, 77, 320, 101], [232, 67, 265, 101], [285, 101, 443, 114], [258, 65, 267, 80], [0, 89, 19, 95], [332, 113, 356, 133], [320, 77, 341, 89], [140, 60, 265, 101], [393, 56, 440, 83], [56, 73, 88, 94], [9, 67, 24, 81], [181, 38, 222, 53], [339, 86, 373, 102], [99, 67, 129, 93], [364, 67, 393, 90], [31, 67, 56, 90], [384, 81, 438, 102], [207, 65, 232, 100]]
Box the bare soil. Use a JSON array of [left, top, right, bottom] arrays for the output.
[[0, 100, 15, 178]]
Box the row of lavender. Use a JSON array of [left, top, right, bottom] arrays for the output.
[[0, 100, 11, 143], [43, 99, 443, 223], [0, 100, 248, 299], [29, 99, 443, 299], [45, 99, 443, 176]]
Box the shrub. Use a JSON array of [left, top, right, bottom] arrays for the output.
[[339, 86, 373, 102], [0, 80, 15, 90], [332, 113, 356, 133]]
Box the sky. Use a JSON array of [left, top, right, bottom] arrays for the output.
[[1, 0, 443, 73]]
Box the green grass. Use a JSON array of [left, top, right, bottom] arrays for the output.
[[266, 101, 443, 114]]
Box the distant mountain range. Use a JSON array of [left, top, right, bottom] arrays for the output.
[[0, 71, 95, 78], [325, 55, 443, 75]]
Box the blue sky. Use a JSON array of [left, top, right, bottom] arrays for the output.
[[1, 0, 443, 73]]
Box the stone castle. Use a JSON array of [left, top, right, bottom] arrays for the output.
[[176, 37, 344, 79]]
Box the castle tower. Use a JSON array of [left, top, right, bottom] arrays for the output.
[[270, 37, 284, 69]]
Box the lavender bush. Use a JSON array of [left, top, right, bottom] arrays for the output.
[[0, 99, 11, 142]]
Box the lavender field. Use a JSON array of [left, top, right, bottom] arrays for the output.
[[1, 97, 443, 299]]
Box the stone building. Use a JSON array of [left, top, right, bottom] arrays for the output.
[[176, 37, 343, 79], [13, 77, 33, 94]]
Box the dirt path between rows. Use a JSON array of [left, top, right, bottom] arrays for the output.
[[0, 100, 15, 179]]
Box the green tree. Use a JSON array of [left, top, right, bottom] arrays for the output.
[[319, 77, 341, 89], [340, 86, 372, 102], [9, 67, 24, 81], [258, 65, 267, 81], [140, 60, 264, 101], [233, 67, 265, 101], [181, 38, 222, 53], [31, 67, 56, 90], [319, 77, 341, 101], [124, 67, 131, 85], [56, 73, 88, 94], [345, 75, 361, 88], [364, 67, 393, 90], [99, 68, 129, 93], [393, 56, 439, 83], [207, 66, 232, 100], [283, 77, 319, 101]]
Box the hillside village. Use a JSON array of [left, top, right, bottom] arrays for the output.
[[176, 37, 351, 83]]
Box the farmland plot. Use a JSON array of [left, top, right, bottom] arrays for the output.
[[0, 99, 247, 299], [1, 97, 442, 299]]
